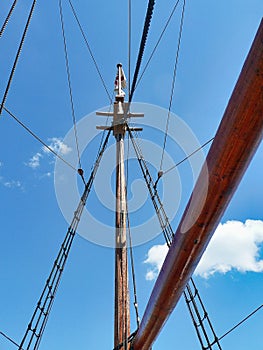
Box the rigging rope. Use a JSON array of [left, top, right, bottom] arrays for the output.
[[128, 0, 132, 99], [59, 0, 82, 170], [162, 137, 214, 176], [0, 330, 21, 349], [128, 127, 174, 245], [218, 304, 263, 343], [160, 0, 186, 171], [129, 0, 155, 102], [0, 0, 18, 38], [0, 0, 37, 115], [95, 94, 115, 161], [3, 106, 77, 171], [68, 0, 112, 103], [126, 133, 140, 329], [18, 129, 111, 350], [135, 0, 181, 91], [112, 330, 138, 350], [184, 279, 222, 349]]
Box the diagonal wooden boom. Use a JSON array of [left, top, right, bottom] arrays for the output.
[[132, 18, 263, 350]]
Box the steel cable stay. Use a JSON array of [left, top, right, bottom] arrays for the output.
[[67, 0, 112, 103], [0, 0, 18, 38], [123, 133, 131, 350], [0, 330, 22, 349], [2, 106, 77, 171], [160, 0, 186, 172], [17, 129, 111, 350], [0, 0, 37, 115], [127, 126, 222, 349], [126, 207, 140, 330], [128, 127, 174, 244], [95, 93, 115, 164], [125, 133, 140, 330], [128, 0, 132, 99], [162, 137, 214, 176], [59, 0, 82, 172], [218, 304, 263, 342], [59, 0, 115, 182], [153, 136, 215, 189]]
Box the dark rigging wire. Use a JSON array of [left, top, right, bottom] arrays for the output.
[[0, 330, 21, 349], [68, 0, 112, 103], [95, 93, 115, 164], [218, 304, 263, 342], [128, 0, 132, 99], [1, 304, 262, 349], [0, 0, 37, 115], [160, 0, 186, 171], [3, 106, 77, 171], [126, 132, 140, 329], [162, 137, 214, 176], [129, 0, 155, 102], [17, 129, 111, 350], [0, 0, 18, 38], [59, 0, 82, 170], [135, 0, 181, 91]]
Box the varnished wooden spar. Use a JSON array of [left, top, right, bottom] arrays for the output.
[[132, 19, 263, 350]]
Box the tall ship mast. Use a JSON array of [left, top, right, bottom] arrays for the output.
[[0, 2, 263, 349]]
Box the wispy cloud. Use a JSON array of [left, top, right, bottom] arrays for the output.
[[25, 137, 72, 170], [39, 172, 52, 179], [0, 176, 24, 190], [26, 152, 42, 169], [3, 180, 23, 189], [43, 137, 72, 156], [144, 220, 263, 280], [0, 164, 24, 190]]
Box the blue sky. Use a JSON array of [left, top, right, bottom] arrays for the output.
[[0, 1, 263, 349]]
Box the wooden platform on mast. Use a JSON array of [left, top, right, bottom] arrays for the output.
[[96, 102, 144, 135]]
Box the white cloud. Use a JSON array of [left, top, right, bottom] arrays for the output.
[[144, 220, 263, 280], [26, 137, 72, 170], [2, 179, 23, 189], [4, 180, 21, 188], [26, 152, 42, 169], [43, 137, 72, 156], [0, 171, 24, 190], [40, 172, 52, 179], [195, 220, 263, 278], [144, 244, 168, 281]]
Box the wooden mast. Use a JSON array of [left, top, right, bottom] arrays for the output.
[[96, 64, 143, 349], [97, 64, 134, 349], [114, 64, 130, 349]]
